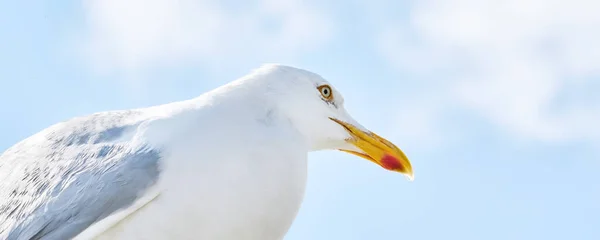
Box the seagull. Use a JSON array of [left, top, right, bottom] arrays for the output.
[[0, 64, 413, 240]]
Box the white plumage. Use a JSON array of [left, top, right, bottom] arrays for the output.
[[0, 64, 413, 240]]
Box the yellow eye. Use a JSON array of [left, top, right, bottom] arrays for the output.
[[318, 85, 333, 100]]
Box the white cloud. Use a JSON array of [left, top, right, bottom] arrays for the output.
[[79, 0, 334, 73], [378, 0, 600, 143]]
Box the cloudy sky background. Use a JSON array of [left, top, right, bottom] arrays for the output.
[[1, 0, 598, 239]]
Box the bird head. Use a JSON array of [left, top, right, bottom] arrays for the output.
[[253, 64, 414, 181]]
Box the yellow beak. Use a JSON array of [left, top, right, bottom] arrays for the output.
[[330, 117, 414, 181]]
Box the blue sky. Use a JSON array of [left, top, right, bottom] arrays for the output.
[[1, 0, 599, 239]]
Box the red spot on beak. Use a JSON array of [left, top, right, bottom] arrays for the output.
[[381, 154, 402, 171]]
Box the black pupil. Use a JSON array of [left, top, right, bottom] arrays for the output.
[[323, 88, 329, 95]]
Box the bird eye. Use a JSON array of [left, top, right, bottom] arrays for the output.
[[318, 85, 333, 100]]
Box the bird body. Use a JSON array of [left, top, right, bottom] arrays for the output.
[[87, 82, 310, 240], [0, 64, 413, 240]]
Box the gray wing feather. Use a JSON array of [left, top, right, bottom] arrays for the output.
[[0, 110, 162, 240]]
